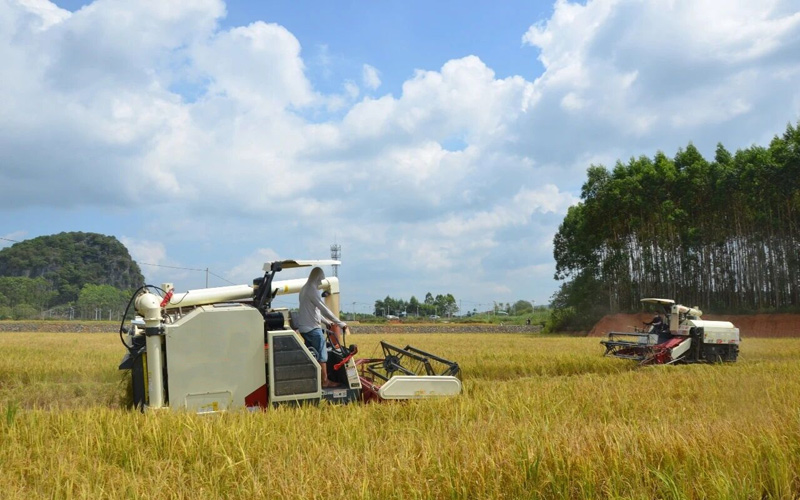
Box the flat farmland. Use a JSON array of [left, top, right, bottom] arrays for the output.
[[1, 331, 799, 499]]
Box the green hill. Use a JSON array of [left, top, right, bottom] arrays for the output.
[[0, 232, 144, 305]]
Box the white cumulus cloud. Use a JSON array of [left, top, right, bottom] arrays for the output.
[[1, 0, 798, 306], [362, 63, 381, 90], [518, 0, 800, 172]]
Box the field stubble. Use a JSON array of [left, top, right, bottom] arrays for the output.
[[1, 332, 799, 499]]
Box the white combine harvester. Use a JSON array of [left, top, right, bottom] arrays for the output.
[[118, 259, 461, 412], [600, 298, 740, 364]]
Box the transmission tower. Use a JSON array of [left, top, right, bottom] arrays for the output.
[[330, 243, 341, 277]]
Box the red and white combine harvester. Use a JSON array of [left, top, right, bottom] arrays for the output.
[[118, 260, 461, 412], [600, 298, 740, 365]]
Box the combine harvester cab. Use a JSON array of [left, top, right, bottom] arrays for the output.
[[118, 259, 461, 413], [600, 298, 740, 365]]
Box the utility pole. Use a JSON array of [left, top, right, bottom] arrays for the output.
[[205, 268, 209, 288], [330, 243, 341, 277]]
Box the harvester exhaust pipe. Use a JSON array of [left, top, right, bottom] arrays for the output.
[[136, 291, 165, 409]]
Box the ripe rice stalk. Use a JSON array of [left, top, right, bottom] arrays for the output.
[[1, 332, 799, 498]]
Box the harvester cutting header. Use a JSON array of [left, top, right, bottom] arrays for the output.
[[119, 259, 461, 413], [601, 298, 740, 365]]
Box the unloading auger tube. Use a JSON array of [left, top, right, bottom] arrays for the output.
[[118, 259, 462, 413]]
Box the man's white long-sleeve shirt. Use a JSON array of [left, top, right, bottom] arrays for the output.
[[296, 277, 343, 333]]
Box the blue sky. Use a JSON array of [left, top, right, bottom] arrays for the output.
[[225, 1, 551, 90], [1, 0, 799, 314], [53, 0, 551, 97]]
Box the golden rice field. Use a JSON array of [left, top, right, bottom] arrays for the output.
[[1, 331, 800, 499]]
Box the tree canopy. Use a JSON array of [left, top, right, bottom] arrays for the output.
[[76, 284, 131, 319], [0, 232, 144, 305], [551, 122, 800, 329], [375, 293, 458, 317]]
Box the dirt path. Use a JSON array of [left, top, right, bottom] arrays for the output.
[[589, 313, 800, 338]]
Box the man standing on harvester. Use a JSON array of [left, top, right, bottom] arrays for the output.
[[297, 266, 347, 388]]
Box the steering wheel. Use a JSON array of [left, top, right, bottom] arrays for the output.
[[325, 326, 350, 357]]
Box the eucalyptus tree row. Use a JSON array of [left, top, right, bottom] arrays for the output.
[[553, 122, 800, 319]]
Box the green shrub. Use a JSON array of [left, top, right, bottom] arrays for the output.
[[12, 303, 38, 320]]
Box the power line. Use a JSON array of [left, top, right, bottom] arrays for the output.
[[1, 238, 240, 288], [207, 269, 237, 285], [139, 262, 205, 272], [139, 262, 237, 286]]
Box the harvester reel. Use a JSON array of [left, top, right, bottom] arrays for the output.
[[361, 341, 460, 383], [383, 354, 402, 374]]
